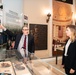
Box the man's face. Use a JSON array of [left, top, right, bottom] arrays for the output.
[[22, 27, 29, 35]]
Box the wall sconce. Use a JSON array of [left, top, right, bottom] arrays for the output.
[[0, 5, 3, 9], [46, 13, 51, 23]]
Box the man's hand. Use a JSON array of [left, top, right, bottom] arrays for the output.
[[0, 25, 6, 30], [30, 54, 34, 59], [23, 57, 28, 64], [11, 41, 15, 48]]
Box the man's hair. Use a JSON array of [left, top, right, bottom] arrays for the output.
[[22, 25, 28, 29]]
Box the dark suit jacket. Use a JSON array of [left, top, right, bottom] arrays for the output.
[[14, 33, 35, 53], [62, 40, 76, 70], [3, 29, 16, 41], [3, 30, 35, 52], [4, 29, 35, 59]]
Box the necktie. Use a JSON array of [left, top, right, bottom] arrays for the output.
[[23, 36, 26, 49]]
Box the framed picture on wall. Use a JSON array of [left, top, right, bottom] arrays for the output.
[[24, 15, 28, 26], [29, 24, 48, 50]]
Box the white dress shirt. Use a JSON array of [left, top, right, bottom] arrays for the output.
[[64, 39, 71, 56], [17, 34, 28, 58]]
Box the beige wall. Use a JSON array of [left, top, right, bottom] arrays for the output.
[[23, 0, 53, 58]]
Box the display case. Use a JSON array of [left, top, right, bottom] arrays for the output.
[[0, 52, 66, 75], [0, 45, 6, 61], [26, 57, 66, 75], [0, 61, 15, 75], [13, 61, 32, 75]]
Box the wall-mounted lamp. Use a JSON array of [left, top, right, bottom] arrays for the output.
[[0, 5, 3, 9], [46, 13, 51, 23]]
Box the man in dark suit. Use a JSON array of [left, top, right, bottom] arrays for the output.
[[14, 25, 35, 59], [0, 25, 35, 62]]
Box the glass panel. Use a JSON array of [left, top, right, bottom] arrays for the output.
[[26, 56, 66, 75]]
